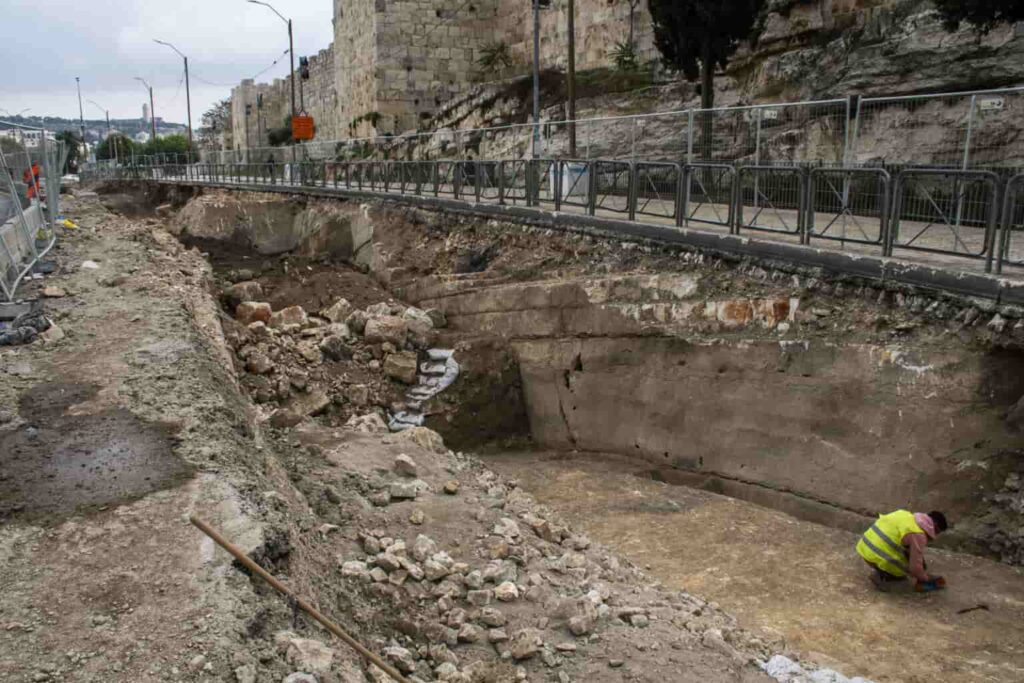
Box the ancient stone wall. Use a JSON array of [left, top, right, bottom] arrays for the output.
[[499, 0, 657, 73], [370, 0, 502, 135], [229, 46, 340, 153], [336, 0, 379, 139], [226, 0, 1024, 153]]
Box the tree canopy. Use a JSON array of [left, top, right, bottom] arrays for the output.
[[198, 99, 231, 149], [648, 0, 764, 109], [96, 133, 136, 161], [54, 131, 82, 173], [933, 0, 1024, 33], [143, 134, 190, 156]]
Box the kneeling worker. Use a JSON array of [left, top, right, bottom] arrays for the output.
[[856, 509, 948, 592]]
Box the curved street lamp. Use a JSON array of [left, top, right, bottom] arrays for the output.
[[246, 1, 296, 138], [154, 39, 194, 155]]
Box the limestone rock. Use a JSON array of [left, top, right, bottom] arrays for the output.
[[457, 623, 484, 643], [341, 561, 370, 580], [224, 280, 263, 308], [510, 628, 542, 660], [346, 309, 369, 334], [390, 481, 419, 500], [412, 534, 438, 562], [42, 286, 66, 298], [384, 351, 419, 384], [345, 412, 389, 433], [319, 335, 353, 361], [364, 315, 408, 346], [236, 301, 273, 325], [425, 308, 447, 328], [270, 305, 308, 329], [383, 646, 416, 674], [494, 581, 519, 602], [394, 453, 418, 477], [282, 673, 317, 683], [321, 298, 353, 323], [479, 607, 506, 627], [403, 307, 436, 348], [284, 637, 334, 674], [247, 353, 274, 375], [394, 426, 446, 453], [270, 390, 330, 428]]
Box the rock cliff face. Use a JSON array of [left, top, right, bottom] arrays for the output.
[[357, 1, 1024, 169], [729, 0, 1024, 101]]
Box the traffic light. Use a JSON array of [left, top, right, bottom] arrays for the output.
[[299, 56, 310, 81]]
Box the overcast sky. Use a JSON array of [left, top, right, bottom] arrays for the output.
[[1, 0, 335, 126]]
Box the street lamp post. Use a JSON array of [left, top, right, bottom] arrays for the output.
[[247, 1, 296, 139], [154, 39, 194, 158], [76, 77, 87, 162], [532, 0, 541, 159], [135, 77, 157, 142], [87, 99, 117, 165]]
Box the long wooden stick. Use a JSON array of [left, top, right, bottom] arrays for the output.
[[189, 516, 410, 683]]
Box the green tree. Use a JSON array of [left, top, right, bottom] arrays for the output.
[[198, 99, 231, 150], [934, 0, 1024, 33], [54, 131, 82, 173], [96, 133, 136, 161], [647, 0, 764, 110], [143, 134, 189, 157]]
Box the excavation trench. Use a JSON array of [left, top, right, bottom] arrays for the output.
[[121, 184, 1024, 683]]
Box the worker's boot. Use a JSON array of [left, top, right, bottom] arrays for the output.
[[870, 573, 890, 593]]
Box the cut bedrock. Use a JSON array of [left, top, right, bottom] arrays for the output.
[[139, 186, 1024, 563]]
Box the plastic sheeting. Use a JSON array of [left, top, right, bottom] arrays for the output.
[[388, 348, 460, 432]]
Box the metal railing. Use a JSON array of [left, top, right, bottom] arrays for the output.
[[998, 174, 1024, 273], [86, 156, 1024, 276]]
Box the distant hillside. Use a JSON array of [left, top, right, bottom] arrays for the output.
[[0, 115, 187, 143]]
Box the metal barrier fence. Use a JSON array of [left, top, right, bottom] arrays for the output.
[[88, 156, 1024, 276], [151, 85, 1024, 174], [0, 120, 66, 302], [998, 174, 1024, 273]]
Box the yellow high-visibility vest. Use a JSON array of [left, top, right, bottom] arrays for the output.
[[856, 510, 924, 577]]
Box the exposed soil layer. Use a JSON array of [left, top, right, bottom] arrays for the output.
[[0, 382, 193, 525], [185, 235, 393, 313], [487, 451, 1024, 683]]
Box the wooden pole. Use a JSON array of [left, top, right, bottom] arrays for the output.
[[189, 516, 410, 683]]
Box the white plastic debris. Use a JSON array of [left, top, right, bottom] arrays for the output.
[[388, 349, 460, 432], [762, 655, 874, 683], [81, 260, 100, 270]]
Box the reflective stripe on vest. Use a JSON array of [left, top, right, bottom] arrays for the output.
[[856, 510, 923, 577]]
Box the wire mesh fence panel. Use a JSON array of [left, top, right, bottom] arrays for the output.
[[690, 101, 847, 166], [962, 89, 1024, 170], [592, 160, 631, 215], [0, 124, 64, 301], [807, 168, 890, 246], [998, 174, 1024, 273], [889, 170, 1000, 265], [851, 89, 1024, 170], [683, 163, 735, 230], [634, 162, 681, 222], [736, 166, 806, 236]]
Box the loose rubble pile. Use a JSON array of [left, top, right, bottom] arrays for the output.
[[246, 420, 791, 683], [220, 277, 452, 431]]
